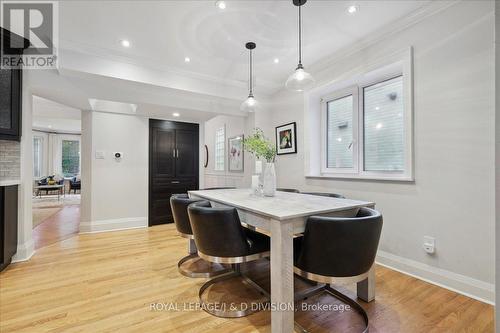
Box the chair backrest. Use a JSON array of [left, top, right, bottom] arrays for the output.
[[277, 188, 300, 193], [296, 207, 383, 278], [170, 194, 201, 236], [187, 201, 249, 258], [301, 192, 345, 199], [203, 187, 236, 190]]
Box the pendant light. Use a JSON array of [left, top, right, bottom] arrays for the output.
[[241, 42, 259, 112], [286, 0, 315, 92]]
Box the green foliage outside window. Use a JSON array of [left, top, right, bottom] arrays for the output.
[[62, 140, 80, 177]]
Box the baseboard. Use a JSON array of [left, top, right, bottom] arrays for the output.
[[11, 239, 35, 263], [79, 217, 147, 233], [376, 250, 494, 305]]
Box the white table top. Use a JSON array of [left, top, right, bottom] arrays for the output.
[[189, 189, 374, 221]]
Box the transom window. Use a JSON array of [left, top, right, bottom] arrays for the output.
[[321, 73, 413, 180]]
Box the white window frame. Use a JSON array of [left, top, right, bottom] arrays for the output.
[[214, 126, 225, 171], [59, 135, 81, 178], [320, 86, 359, 175], [33, 136, 44, 179], [320, 66, 413, 181]]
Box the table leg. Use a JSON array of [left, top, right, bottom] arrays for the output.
[[357, 265, 375, 302], [270, 220, 294, 333]]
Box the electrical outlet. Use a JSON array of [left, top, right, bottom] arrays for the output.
[[423, 236, 435, 254]]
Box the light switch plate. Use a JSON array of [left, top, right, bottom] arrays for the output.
[[95, 150, 105, 159]]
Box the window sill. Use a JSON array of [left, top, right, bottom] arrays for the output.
[[305, 173, 415, 183]]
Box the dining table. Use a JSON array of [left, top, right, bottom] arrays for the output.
[[188, 188, 375, 333]]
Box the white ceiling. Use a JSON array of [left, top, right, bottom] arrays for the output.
[[59, 0, 431, 91], [32, 96, 82, 133]]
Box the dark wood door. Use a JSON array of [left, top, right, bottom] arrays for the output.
[[151, 127, 176, 178], [175, 129, 198, 178], [149, 120, 199, 226]]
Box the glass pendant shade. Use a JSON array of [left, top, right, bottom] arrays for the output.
[[240, 94, 259, 112], [285, 67, 315, 92]]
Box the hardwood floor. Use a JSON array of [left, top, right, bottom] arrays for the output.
[[0, 224, 493, 333], [32, 205, 80, 250]]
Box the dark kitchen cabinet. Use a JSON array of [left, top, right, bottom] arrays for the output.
[[0, 185, 19, 271], [0, 28, 26, 141], [149, 119, 199, 226]]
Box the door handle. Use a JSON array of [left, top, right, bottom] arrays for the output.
[[171, 181, 180, 184], [173, 149, 176, 158], [176, 149, 179, 158]]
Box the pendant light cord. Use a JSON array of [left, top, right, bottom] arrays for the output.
[[249, 48, 253, 96], [298, 4, 302, 67]]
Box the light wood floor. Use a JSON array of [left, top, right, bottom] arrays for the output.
[[0, 224, 493, 333], [32, 205, 80, 250]]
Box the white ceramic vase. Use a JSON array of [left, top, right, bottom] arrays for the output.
[[263, 162, 276, 197]]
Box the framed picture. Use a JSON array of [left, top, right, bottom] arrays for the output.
[[228, 135, 244, 172], [276, 122, 297, 155]]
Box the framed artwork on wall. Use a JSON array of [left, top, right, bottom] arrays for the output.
[[276, 122, 297, 155], [228, 135, 244, 172]]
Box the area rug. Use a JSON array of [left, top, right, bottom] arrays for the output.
[[32, 194, 80, 228], [33, 207, 62, 228]]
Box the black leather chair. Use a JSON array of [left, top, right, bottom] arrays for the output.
[[69, 177, 81, 194], [188, 200, 271, 318], [277, 188, 300, 193], [301, 192, 346, 199], [293, 207, 383, 332], [170, 194, 229, 278]]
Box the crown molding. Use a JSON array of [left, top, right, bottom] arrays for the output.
[[308, 0, 459, 74], [59, 39, 281, 96]]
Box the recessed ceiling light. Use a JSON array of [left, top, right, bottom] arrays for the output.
[[375, 106, 380, 111], [376, 123, 383, 129], [120, 39, 130, 48], [215, 0, 226, 10], [274, 58, 280, 64], [347, 5, 359, 14], [173, 113, 180, 117], [184, 57, 191, 63]]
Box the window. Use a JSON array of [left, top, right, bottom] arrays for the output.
[[61, 140, 80, 177], [321, 73, 412, 180], [33, 137, 43, 178], [327, 94, 355, 170], [214, 127, 225, 171], [363, 76, 404, 172]]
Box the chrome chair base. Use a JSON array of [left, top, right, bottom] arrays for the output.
[[199, 265, 270, 318], [177, 254, 231, 278], [294, 285, 369, 333]]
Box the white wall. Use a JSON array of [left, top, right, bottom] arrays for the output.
[[494, 0, 499, 328], [265, 1, 495, 303], [80, 111, 149, 232], [204, 114, 255, 188]]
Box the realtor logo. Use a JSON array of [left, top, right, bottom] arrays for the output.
[[1, 1, 58, 69]]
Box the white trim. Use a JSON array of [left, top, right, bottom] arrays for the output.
[[11, 239, 35, 263], [320, 86, 359, 174], [79, 217, 147, 234], [315, 48, 414, 182], [376, 250, 494, 305]]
